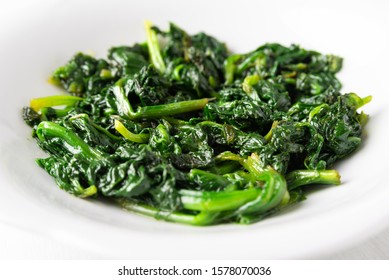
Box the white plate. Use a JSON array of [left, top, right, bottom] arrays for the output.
[[1, 0, 389, 259]]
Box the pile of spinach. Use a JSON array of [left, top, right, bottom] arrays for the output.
[[23, 22, 371, 225]]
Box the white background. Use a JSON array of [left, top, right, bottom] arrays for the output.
[[1, 0, 389, 259]]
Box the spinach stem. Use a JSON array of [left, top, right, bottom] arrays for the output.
[[114, 119, 149, 143], [36, 121, 104, 160], [286, 170, 341, 190], [30, 95, 84, 112], [118, 199, 219, 226], [144, 20, 166, 73]]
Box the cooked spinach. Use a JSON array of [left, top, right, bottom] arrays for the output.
[[22, 22, 371, 225]]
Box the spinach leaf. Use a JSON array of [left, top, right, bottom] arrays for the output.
[[22, 22, 371, 226]]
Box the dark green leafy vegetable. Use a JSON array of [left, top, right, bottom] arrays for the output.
[[22, 22, 371, 226], [108, 44, 149, 77]]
